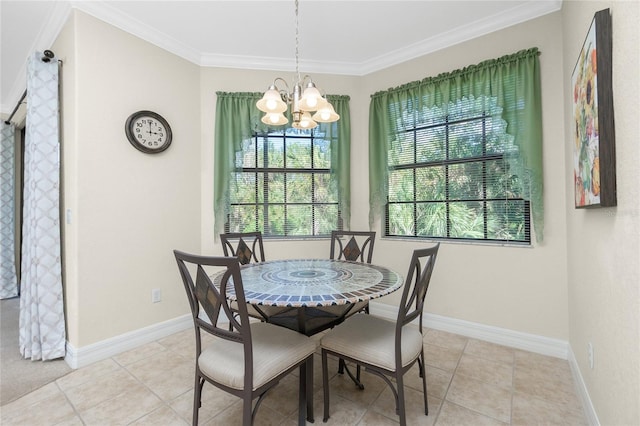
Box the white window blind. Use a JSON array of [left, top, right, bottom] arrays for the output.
[[386, 96, 530, 243]]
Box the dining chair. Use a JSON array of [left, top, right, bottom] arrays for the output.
[[174, 250, 317, 426], [320, 244, 440, 425], [328, 230, 376, 386], [220, 232, 286, 325], [329, 230, 375, 315], [220, 231, 265, 265], [329, 230, 375, 264]]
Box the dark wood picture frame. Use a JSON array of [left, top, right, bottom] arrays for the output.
[[571, 8, 616, 208]]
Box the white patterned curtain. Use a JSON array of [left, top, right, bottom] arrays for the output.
[[0, 122, 18, 299], [19, 52, 66, 360]]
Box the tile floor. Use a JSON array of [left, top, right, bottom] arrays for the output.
[[0, 327, 587, 425]]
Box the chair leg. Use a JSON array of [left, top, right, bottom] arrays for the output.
[[299, 363, 306, 426], [306, 357, 314, 422], [339, 360, 365, 390], [322, 350, 330, 422], [299, 357, 314, 424], [192, 374, 204, 426], [397, 375, 407, 426], [420, 351, 428, 415], [242, 395, 252, 426]]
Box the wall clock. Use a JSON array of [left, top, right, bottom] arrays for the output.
[[125, 110, 172, 154]]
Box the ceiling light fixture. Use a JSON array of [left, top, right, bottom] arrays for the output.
[[256, 0, 339, 130]]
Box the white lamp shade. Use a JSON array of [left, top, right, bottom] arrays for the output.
[[256, 88, 287, 113], [298, 83, 323, 112], [312, 102, 340, 123], [292, 112, 318, 129], [261, 112, 288, 126]]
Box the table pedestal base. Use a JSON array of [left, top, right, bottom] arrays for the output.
[[258, 302, 367, 336]]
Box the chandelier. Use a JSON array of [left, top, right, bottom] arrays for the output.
[[256, 0, 339, 130]]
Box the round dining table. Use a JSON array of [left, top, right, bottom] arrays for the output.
[[223, 258, 403, 336]]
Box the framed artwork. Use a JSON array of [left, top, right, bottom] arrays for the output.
[[571, 8, 616, 208]]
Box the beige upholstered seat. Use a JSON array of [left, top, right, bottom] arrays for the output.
[[199, 322, 316, 391], [320, 314, 423, 371], [320, 244, 440, 426], [174, 250, 317, 426]]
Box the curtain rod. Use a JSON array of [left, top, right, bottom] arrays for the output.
[[4, 50, 57, 125], [4, 90, 27, 125]]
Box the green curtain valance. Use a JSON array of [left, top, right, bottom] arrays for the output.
[[214, 92, 351, 239], [369, 47, 544, 242]]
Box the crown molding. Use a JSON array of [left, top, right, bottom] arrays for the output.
[[69, 0, 562, 77], [359, 0, 563, 75], [70, 0, 201, 64], [199, 53, 359, 76]]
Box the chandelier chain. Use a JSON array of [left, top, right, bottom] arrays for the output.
[[295, 0, 300, 81], [255, 0, 339, 128]]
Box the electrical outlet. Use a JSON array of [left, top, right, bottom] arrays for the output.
[[587, 342, 594, 369], [152, 288, 161, 303]]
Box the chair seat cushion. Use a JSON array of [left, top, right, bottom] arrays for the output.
[[320, 314, 423, 371], [198, 322, 317, 390]]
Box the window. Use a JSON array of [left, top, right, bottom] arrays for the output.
[[226, 129, 341, 237], [213, 92, 351, 239], [369, 48, 543, 244], [386, 97, 530, 243]]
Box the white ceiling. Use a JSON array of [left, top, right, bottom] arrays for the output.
[[0, 0, 562, 114]]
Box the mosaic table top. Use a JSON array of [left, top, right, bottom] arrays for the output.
[[224, 258, 403, 308]]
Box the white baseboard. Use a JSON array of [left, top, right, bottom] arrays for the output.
[[568, 347, 600, 426], [64, 314, 192, 369], [63, 304, 567, 362], [369, 301, 600, 423], [370, 301, 568, 359]]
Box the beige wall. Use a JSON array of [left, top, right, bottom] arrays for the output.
[[56, 11, 202, 347], [562, 1, 640, 424]]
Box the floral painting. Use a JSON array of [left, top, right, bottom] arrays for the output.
[[571, 9, 616, 208], [572, 17, 600, 207]]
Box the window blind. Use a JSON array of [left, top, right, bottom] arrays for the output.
[[385, 96, 530, 243], [227, 129, 342, 237]]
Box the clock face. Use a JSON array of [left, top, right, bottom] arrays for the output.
[[125, 111, 172, 154]]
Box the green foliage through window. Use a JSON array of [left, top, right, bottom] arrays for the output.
[[386, 96, 530, 243], [226, 128, 341, 237]]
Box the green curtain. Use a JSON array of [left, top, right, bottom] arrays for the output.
[[369, 48, 544, 242], [214, 92, 351, 239], [323, 95, 351, 230]]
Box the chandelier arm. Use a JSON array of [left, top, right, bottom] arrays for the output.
[[273, 77, 291, 101]]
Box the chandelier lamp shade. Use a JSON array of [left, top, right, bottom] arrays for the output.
[[256, 0, 340, 130]]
